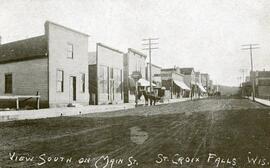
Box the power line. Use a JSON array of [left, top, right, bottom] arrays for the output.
[[241, 44, 260, 102], [142, 38, 159, 92]]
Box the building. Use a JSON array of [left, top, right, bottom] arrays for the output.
[[201, 73, 210, 92], [123, 48, 147, 103], [195, 71, 207, 97], [241, 81, 252, 97], [180, 68, 196, 97], [161, 67, 190, 99], [195, 72, 202, 84], [254, 70, 270, 99], [245, 76, 250, 82], [208, 80, 214, 94], [146, 63, 162, 88], [0, 21, 89, 108], [89, 43, 124, 105]]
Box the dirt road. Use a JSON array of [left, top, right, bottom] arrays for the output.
[[0, 98, 269, 168]]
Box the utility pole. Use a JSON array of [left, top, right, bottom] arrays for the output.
[[241, 44, 260, 102], [142, 38, 159, 93]]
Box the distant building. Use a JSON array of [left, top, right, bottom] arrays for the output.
[[209, 80, 213, 93], [180, 68, 196, 97], [245, 76, 250, 82], [161, 67, 190, 99], [123, 48, 147, 103], [242, 81, 252, 97], [89, 43, 124, 105], [195, 71, 207, 96], [146, 63, 162, 88], [0, 21, 89, 108], [201, 73, 210, 91], [195, 72, 202, 84], [254, 71, 270, 99]]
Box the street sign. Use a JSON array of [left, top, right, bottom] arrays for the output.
[[131, 71, 142, 82]]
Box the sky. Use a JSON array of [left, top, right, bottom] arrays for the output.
[[0, 0, 270, 86]]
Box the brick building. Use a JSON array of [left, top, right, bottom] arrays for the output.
[[0, 21, 89, 108]]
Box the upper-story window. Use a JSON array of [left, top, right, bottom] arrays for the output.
[[67, 43, 73, 59]]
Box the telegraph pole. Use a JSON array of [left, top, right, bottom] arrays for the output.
[[142, 38, 159, 92], [241, 44, 260, 102]]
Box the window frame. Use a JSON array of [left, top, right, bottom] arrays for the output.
[[67, 43, 74, 59], [56, 69, 64, 92], [4, 73, 12, 94]]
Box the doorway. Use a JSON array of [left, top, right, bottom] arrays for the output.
[[69, 76, 76, 102]]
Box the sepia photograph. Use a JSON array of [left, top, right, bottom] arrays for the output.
[[0, 0, 270, 167]]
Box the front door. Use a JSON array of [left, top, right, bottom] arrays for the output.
[[69, 76, 76, 103]]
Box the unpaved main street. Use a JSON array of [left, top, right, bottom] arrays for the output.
[[0, 98, 270, 168]]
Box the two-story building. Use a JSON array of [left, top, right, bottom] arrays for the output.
[[180, 68, 196, 97], [161, 67, 190, 99], [254, 70, 270, 99], [195, 71, 207, 97], [89, 43, 124, 105], [0, 21, 89, 108], [201, 73, 210, 92], [123, 48, 148, 103]]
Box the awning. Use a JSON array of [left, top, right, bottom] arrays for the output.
[[138, 78, 156, 87], [173, 80, 190, 90], [197, 83, 207, 92]]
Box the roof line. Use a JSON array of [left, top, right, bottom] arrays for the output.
[[97, 43, 124, 54], [161, 68, 176, 71], [147, 62, 162, 69], [128, 48, 147, 58], [0, 35, 45, 46], [46, 21, 90, 37]]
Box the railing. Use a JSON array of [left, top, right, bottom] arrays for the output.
[[0, 91, 40, 110]]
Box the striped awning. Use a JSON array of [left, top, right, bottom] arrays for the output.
[[197, 83, 207, 92], [174, 80, 190, 90]]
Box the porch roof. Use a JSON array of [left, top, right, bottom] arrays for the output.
[[174, 80, 190, 90]]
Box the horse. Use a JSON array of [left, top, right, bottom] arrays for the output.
[[141, 90, 161, 106]]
